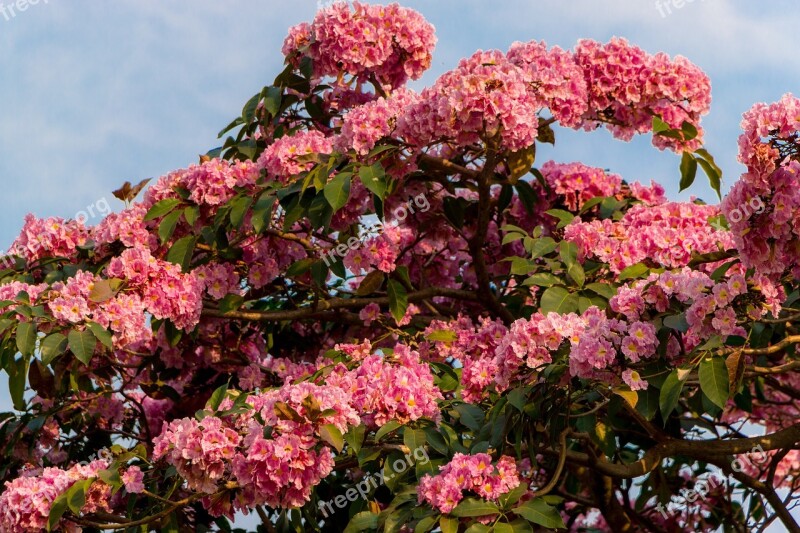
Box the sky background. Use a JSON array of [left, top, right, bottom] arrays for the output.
[[1, 0, 799, 529]]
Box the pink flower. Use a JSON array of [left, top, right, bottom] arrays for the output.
[[122, 466, 145, 494], [257, 131, 334, 184], [622, 369, 648, 391]]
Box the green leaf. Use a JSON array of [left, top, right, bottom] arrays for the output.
[[251, 191, 276, 234], [659, 369, 685, 418], [242, 91, 261, 122], [425, 329, 458, 342], [514, 498, 566, 528], [68, 329, 96, 366], [559, 241, 578, 267], [539, 286, 578, 315], [165, 235, 197, 271], [144, 198, 181, 221], [229, 196, 254, 229], [441, 197, 467, 231], [695, 148, 723, 198], [66, 478, 91, 514], [699, 357, 730, 409], [158, 209, 182, 244], [324, 172, 352, 212], [424, 427, 448, 455], [679, 152, 698, 192], [494, 520, 534, 533], [89, 278, 123, 303], [344, 424, 366, 454], [218, 294, 245, 314], [515, 181, 538, 214], [307, 192, 334, 229], [585, 282, 617, 299], [263, 86, 282, 116], [696, 157, 722, 199], [529, 237, 557, 259], [414, 516, 438, 533], [664, 314, 689, 333], [636, 387, 660, 421], [358, 163, 388, 200], [183, 205, 200, 226], [356, 270, 385, 296], [454, 403, 484, 431], [618, 262, 650, 281], [86, 322, 113, 350], [403, 428, 426, 455], [387, 279, 408, 324], [208, 383, 228, 411], [439, 517, 459, 533], [343, 511, 378, 533], [320, 423, 344, 452], [450, 498, 500, 518], [41, 333, 68, 365], [523, 273, 562, 287], [9, 357, 28, 411], [16, 322, 37, 356], [652, 115, 670, 134], [566, 262, 585, 288], [375, 420, 402, 442], [545, 209, 574, 229], [285, 258, 315, 278], [48, 492, 69, 531]]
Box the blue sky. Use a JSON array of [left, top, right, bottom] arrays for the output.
[[1, 0, 799, 529]]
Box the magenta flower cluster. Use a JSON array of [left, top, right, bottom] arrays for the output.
[[417, 453, 521, 514]]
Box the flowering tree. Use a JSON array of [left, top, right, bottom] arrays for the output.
[[0, 3, 799, 532]]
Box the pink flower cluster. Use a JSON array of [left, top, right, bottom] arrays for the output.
[[91, 203, 152, 250], [257, 131, 333, 184], [421, 316, 507, 402], [343, 230, 401, 275], [335, 88, 419, 156], [610, 268, 764, 354], [11, 214, 89, 265], [0, 460, 109, 533], [723, 95, 800, 279], [153, 416, 241, 494], [106, 247, 203, 330], [145, 158, 259, 207], [282, 2, 436, 90], [230, 382, 360, 510], [418, 453, 521, 514], [494, 307, 658, 385], [541, 161, 622, 210], [195, 263, 241, 299], [573, 38, 711, 151], [506, 40, 589, 128], [326, 344, 442, 427], [399, 50, 541, 151], [564, 202, 733, 274], [47, 270, 150, 348], [629, 180, 667, 206], [152, 382, 361, 512]]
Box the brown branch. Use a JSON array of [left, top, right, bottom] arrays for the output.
[[418, 153, 479, 178], [469, 147, 515, 325], [202, 287, 478, 322], [530, 429, 569, 498], [563, 423, 800, 479], [719, 462, 800, 533]]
